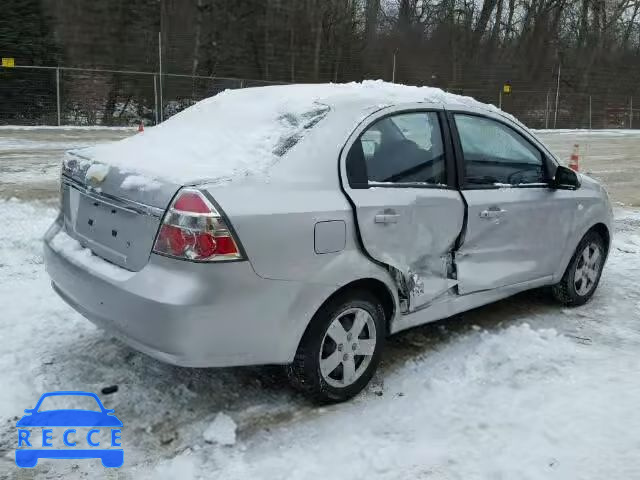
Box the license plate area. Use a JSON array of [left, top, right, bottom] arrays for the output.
[[76, 196, 137, 253], [64, 185, 161, 271]]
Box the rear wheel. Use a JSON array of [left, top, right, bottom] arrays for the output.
[[288, 290, 385, 403], [552, 231, 606, 306]]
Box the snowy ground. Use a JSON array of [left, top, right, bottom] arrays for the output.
[[0, 128, 639, 479]]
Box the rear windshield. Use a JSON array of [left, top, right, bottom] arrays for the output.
[[78, 89, 332, 185], [272, 104, 330, 157]]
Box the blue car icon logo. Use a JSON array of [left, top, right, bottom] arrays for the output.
[[16, 391, 123, 468]]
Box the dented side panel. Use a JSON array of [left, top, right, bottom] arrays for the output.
[[456, 188, 576, 294], [346, 187, 465, 311]]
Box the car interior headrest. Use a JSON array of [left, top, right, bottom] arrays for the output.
[[346, 139, 368, 189]]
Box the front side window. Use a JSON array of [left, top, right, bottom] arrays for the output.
[[347, 112, 446, 186], [454, 114, 545, 186]]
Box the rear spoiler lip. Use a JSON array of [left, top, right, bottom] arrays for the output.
[[61, 174, 166, 218]]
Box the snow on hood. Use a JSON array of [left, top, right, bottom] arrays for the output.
[[71, 80, 505, 186]]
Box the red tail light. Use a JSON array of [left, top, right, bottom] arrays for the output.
[[153, 188, 242, 262]]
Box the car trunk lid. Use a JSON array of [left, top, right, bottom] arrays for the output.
[[60, 152, 182, 271]]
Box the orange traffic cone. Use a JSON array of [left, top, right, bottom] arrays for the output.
[[137, 121, 144, 133], [568, 144, 580, 171]]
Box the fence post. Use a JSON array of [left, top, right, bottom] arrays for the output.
[[392, 50, 397, 83], [56, 67, 61, 126], [158, 31, 164, 122], [553, 64, 561, 128], [589, 95, 592, 130], [630, 97, 633, 129], [498, 89, 502, 109], [545, 91, 550, 129], [153, 74, 159, 125]]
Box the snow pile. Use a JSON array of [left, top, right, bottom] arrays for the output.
[[74, 81, 504, 185], [0, 201, 67, 417], [203, 412, 237, 446], [84, 162, 110, 184], [0, 199, 53, 279], [121, 174, 162, 191], [146, 318, 640, 479], [49, 228, 134, 281], [146, 452, 201, 480]]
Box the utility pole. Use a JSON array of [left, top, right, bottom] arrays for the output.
[[553, 63, 561, 129], [392, 49, 398, 83], [158, 31, 163, 123], [153, 75, 159, 125], [545, 91, 550, 129], [56, 67, 61, 126]]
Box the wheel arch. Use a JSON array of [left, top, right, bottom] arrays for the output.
[[553, 220, 612, 283], [588, 222, 611, 255], [551, 221, 610, 306], [286, 276, 395, 402], [296, 277, 397, 350], [325, 278, 396, 333]]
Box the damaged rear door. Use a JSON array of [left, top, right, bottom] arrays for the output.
[[341, 105, 464, 311]]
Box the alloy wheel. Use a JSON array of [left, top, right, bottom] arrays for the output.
[[319, 307, 377, 388], [574, 242, 602, 296]]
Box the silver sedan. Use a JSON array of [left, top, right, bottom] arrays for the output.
[[44, 84, 612, 402]]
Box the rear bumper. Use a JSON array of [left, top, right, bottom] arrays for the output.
[[44, 220, 322, 367]]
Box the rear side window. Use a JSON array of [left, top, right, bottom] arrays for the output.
[[346, 112, 446, 187], [454, 114, 545, 186]]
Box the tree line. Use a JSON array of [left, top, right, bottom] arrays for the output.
[[1, 0, 640, 126]]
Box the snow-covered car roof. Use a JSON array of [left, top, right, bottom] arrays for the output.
[[71, 81, 510, 186]]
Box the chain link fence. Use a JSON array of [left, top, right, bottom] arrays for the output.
[[448, 88, 638, 130], [1, 64, 639, 129], [0, 65, 284, 127]]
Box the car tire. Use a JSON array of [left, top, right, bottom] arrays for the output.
[[552, 230, 606, 306], [287, 289, 386, 403]]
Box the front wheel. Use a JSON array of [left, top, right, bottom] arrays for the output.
[[552, 231, 606, 306], [287, 290, 386, 403]]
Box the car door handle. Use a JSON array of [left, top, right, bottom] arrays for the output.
[[374, 214, 400, 224], [479, 208, 506, 219]]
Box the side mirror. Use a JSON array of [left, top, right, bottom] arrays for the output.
[[552, 165, 581, 190]]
